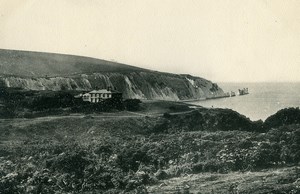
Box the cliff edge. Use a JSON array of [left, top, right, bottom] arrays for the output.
[[0, 49, 225, 100]]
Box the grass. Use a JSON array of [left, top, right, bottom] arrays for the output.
[[0, 105, 300, 193], [0, 49, 146, 78], [137, 100, 196, 115]]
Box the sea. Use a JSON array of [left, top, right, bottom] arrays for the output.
[[189, 82, 300, 121]]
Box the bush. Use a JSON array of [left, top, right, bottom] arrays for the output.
[[264, 107, 300, 129], [116, 148, 149, 172], [123, 99, 142, 111], [71, 98, 124, 113], [159, 109, 264, 133], [30, 92, 78, 111], [46, 151, 90, 176]]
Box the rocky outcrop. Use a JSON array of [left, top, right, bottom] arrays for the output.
[[0, 72, 226, 100]]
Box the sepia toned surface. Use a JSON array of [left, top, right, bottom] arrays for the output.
[[0, 1, 300, 194], [0, 0, 299, 82]]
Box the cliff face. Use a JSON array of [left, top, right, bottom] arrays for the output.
[[0, 49, 226, 100], [0, 72, 225, 100]]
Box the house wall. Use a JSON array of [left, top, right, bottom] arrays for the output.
[[89, 93, 112, 103], [83, 94, 91, 102]]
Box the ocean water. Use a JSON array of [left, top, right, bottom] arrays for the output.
[[189, 82, 300, 121]]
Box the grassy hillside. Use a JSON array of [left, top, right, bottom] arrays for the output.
[[0, 49, 228, 100], [0, 49, 147, 78]]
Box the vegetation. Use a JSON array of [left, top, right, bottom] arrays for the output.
[[123, 99, 142, 111], [264, 107, 300, 129], [1, 88, 300, 193], [157, 108, 265, 133], [0, 87, 141, 118], [0, 105, 300, 193], [0, 49, 146, 78]]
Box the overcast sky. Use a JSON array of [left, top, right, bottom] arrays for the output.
[[0, 0, 299, 82]]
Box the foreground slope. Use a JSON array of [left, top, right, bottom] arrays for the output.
[[0, 49, 225, 100], [0, 104, 299, 193]]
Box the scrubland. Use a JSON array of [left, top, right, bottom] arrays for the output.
[[0, 104, 300, 193]]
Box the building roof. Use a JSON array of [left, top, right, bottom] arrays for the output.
[[88, 89, 122, 94], [89, 89, 112, 94]]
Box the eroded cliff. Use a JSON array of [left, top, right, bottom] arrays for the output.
[[0, 49, 226, 100], [0, 72, 225, 100]]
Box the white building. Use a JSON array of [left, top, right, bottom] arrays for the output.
[[76, 88, 122, 103], [83, 89, 113, 103]]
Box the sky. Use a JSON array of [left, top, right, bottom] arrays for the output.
[[0, 0, 299, 82]]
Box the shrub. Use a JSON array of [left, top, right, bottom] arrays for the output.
[[46, 151, 90, 176], [123, 99, 142, 111], [30, 92, 78, 111], [116, 148, 149, 172], [264, 107, 300, 129], [237, 139, 253, 149]]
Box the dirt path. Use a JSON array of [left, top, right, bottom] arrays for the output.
[[0, 109, 198, 124]]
